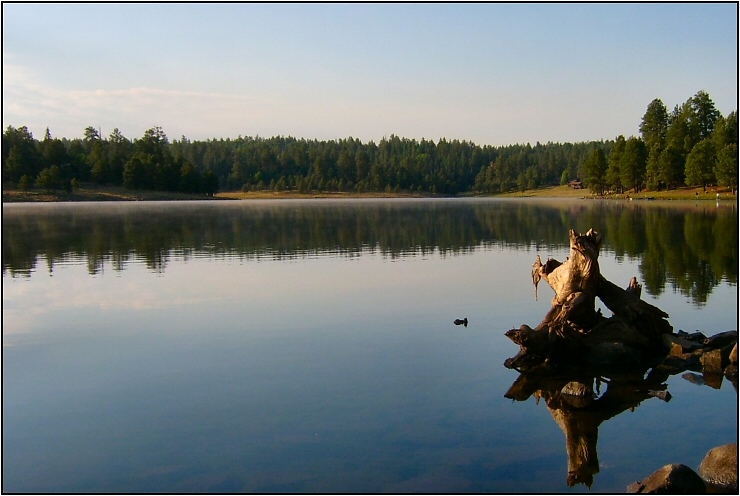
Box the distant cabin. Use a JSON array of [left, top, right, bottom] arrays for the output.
[[568, 180, 583, 189]]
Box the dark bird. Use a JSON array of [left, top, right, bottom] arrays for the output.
[[453, 318, 468, 327]]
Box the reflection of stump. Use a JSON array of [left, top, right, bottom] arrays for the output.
[[506, 228, 672, 372], [551, 405, 600, 487], [504, 369, 672, 488]]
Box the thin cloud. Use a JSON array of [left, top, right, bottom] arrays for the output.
[[2, 64, 267, 139]]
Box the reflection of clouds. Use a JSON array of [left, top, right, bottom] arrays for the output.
[[4, 244, 736, 353], [3, 248, 529, 342], [3, 258, 229, 341]]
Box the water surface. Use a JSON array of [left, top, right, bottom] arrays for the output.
[[3, 198, 737, 493]]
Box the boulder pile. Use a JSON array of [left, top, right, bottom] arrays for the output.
[[627, 330, 737, 494], [627, 444, 737, 494], [657, 330, 738, 383]]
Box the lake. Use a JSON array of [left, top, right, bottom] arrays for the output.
[[2, 198, 737, 493]]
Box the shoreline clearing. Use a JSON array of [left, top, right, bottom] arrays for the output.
[[2, 184, 736, 203]]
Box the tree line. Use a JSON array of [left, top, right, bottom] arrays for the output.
[[583, 91, 737, 196], [2, 90, 736, 196]]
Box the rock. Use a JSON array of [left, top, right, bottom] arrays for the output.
[[560, 380, 594, 408], [647, 390, 671, 402], [561, 381, 592, 396], [729, 343, 738, 365], [682, 372, 705, 386], [701, 348, 729, 374], [725, 366, 739, 393], [663, 333, 704, 353], [676, 330, 708, 342], [627, 463, 706, 493], [626, 480, 644, 493], [586, 341, 646, 367], [703, 331, 738, 349], [698, 444, 737, 493], [667, 342, 685, 357], [702, 371, 724, 390], [686, 331, 708, 342], [657, 354, 701, 374], [725, 363, 738, 381]]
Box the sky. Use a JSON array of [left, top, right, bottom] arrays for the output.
[[2, 3, 737, 147]]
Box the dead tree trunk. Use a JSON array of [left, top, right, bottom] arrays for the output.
[[505, 228, 672, 372]]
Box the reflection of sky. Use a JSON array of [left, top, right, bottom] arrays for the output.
[[3, 244, 737, 493], [3, 247, 551, 343], [4, 244, 736, 345]]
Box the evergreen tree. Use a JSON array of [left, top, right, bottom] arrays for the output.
[[1, 92, 733, 197], [689, 90, 721, 140], [666, 102, 697, 158], [107, 128, 131, 185], [83, 126, 101, 154], [123, 153, 154, 190], [36, 165, 63, 193], [179, 162, 200, 193], [89, 140, 110, 184], [712, 111, 738, 150], [18, 174, 33, 192], [714, 144, 737, 194], [584, 147, 608, 195], [645, 145, 662, 190], [606, 135, 625, 193], [620, 137, 648, 193], [560, 169, 569, 186], [2, 125, 41, 182], [202, 169, 219, 196], [640, 98, 669, 151], [658, 145, 684, 189], [684, 138, 716, 191]]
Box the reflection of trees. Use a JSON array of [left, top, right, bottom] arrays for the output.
[[637, 205, 737, 305], [504, 367, 672, 488], [2, 200, 736, 303]]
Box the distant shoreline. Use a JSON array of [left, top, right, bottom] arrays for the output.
[[2, 184, 736, 203]]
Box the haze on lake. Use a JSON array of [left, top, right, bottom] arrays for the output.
[[2, 198, 737, 493]]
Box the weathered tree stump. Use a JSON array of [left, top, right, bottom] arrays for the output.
[[505, 228, 673, 372]]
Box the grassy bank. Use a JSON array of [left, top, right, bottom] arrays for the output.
[[3, 183, 736, 202], [215, 190, 433, 200], [499, 185, 737, 201], [2, 185, 221, 203]]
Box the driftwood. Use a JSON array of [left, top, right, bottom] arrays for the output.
[[505, 228, 673, 373]]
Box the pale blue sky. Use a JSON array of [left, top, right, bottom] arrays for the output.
[[2, 3, 737, 146]]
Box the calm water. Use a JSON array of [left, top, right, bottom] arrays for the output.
[[2, 198, 737, 493]]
